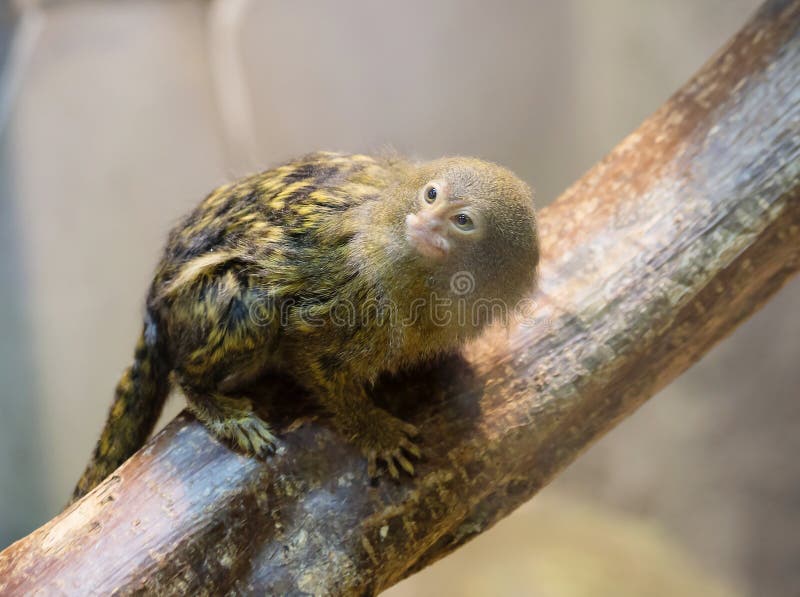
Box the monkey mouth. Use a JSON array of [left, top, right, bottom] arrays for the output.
[[405, 214, 450, 260]]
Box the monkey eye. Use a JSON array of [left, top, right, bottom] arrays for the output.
[[452, 213, 475, 231], [424, 184, 438, 203]]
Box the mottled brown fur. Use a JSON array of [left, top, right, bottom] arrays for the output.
[[72, 151, 538, 501]]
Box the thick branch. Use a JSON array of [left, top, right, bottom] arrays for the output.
[[2, 1, 799, 594]]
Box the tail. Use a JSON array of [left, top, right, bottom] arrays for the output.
[[70, 317, 170, 503]]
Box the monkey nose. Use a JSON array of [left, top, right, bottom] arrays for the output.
[[405, 213, 450, 260], [407, 211, 445, 233]]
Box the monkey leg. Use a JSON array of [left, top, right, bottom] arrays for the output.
[[161, 266, 282, 458], [313, 371, 421, 478], [182, 384, 276, 458]]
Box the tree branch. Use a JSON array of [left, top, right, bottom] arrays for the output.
[[1, 1, 799, 594]]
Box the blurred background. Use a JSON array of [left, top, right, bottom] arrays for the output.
[[1, 1, 798, 595]]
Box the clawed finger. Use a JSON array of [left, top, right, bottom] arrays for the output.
[[367, 450, 378, 479], [386, 456, 400, 479], [395, 451, 415, 475], [400, 438, 421, 458], [239, 434, 254, 454], [402, 422, 420, 437]]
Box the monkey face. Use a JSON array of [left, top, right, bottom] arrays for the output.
[[398, 157, 538, 307], [404, 178, 486, 261]]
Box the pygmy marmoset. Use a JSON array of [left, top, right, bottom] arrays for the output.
[[72, 151, 539, 501]]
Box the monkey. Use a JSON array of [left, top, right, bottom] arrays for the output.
[[71, 151, 539, 502]]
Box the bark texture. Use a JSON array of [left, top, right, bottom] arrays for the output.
[[1, 0, 799, 594]]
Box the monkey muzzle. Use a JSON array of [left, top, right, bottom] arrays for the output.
[[405, 211, 450, 260]]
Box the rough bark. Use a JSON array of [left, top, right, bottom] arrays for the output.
[[1, 0, 799, 594]]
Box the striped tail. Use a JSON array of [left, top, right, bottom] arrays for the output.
[[70, 319, 170, 503]]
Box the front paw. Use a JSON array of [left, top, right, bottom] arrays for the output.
[[351, 409, 421, 479]]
